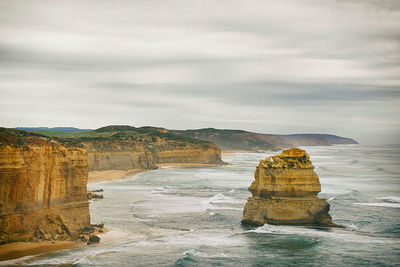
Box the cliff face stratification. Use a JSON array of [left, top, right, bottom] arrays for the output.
[[36, 126, 224, 171], [0, 128, 91, 244], [242, 148, 334, 226]]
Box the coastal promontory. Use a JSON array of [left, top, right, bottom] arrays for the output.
[[242, 148, 334, 226], [0, 128, 92, 244]]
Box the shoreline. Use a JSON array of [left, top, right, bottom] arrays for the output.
[[88, 169, 145, 183], [0, 228, 109, 263], [0, 163, 224, 262]]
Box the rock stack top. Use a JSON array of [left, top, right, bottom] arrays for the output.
[[249, 148, 321, 198], [263, 148, 313, 169]]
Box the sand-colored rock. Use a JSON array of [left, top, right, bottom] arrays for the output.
[[84, 140, 223, 172], [0, 128, 91, 244], [242, 148, 334, 226]]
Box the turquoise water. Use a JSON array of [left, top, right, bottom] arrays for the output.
[[4, 145, 400, 266]]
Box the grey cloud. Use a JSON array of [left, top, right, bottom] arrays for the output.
[[0, 0, 399, 144]]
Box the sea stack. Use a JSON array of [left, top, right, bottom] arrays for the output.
[[242, 148, 334, 226]]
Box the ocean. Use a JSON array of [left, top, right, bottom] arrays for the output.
[[5, 145, 400, 266]]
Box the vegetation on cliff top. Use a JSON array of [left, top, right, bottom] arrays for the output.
[[0, 127, 83, 147], [23, 125, 215, 150]]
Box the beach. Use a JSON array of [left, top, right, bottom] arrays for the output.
[[88, 169, 145, 183]]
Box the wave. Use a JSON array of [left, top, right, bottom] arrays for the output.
[[183, 249, 229, 259], [377, 196, 400, 203], [203, 204, 242, 211], [246, 224, 396, 244], [354, 202, 400, 208], [329, 190, 360, 200], [202, 194, 243, 211], [0, 255, 38, 266], [207, 194, 241, 204], [343, 223, 359, 231], [151, 186, 178, 194]]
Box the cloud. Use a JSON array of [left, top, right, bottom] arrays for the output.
[[0, 0, 399, 143]]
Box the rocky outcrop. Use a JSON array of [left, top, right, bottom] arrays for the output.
[[0, 128, 92, 244], [242, 148, 334, 226]]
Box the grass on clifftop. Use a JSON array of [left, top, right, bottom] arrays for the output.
[[0, 127, 83, 147], [33, 125, 214, 147]]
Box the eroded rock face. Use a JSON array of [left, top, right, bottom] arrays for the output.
[[242, 148, 334, 226], [0, 128, 91, 244], [84, 140, 223, 171]]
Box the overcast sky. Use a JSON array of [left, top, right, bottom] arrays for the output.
[[0, 0, 399, 143]]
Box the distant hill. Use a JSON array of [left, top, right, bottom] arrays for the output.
[[16, 127, 92, 132], [176, 128, 358, 151], [19, 125, 358, 152]]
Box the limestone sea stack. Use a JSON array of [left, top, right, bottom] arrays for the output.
[[242, 148, 335, 226]]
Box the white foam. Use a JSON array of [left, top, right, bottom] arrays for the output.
[[0, 255, 37, 266], [202, 203, 242, 211], [183, 249, 229, 258], [151, 186, 178, 194], [344, 223, 359, 231], [207, 194, 241, 204], [354, 202, 400, 208], [377, 196, 400, 203], [248, 224, 395, 244], [328, 197, 336, 201]]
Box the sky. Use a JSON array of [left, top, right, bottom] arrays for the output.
[[0, 0, 399, 144]]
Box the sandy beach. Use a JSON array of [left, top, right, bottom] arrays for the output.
[[88, 169, 145, 183]]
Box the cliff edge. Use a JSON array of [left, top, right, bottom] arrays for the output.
[[0, 128, 92, 244], [242, 148, 335, 226], [35, 125, 224, 172]]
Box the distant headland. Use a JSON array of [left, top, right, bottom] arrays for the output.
[[17, 126, 358, 152]]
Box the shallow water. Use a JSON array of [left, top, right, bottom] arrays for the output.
[[5, 145, 400, 266]]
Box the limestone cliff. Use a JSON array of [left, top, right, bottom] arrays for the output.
[[242, 148, 334, 226], [0, 128, 91, 244], [36, 126, 224, 171]]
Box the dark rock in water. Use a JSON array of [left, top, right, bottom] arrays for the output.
[[87, 192, 104, 199], [242, 148, 337, 226], [91, 189, 104, 192], [93, 223, 104, 229], [87, 235, 100, 245]]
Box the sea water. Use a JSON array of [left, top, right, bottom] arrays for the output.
[[4, 145, 400, 266]]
